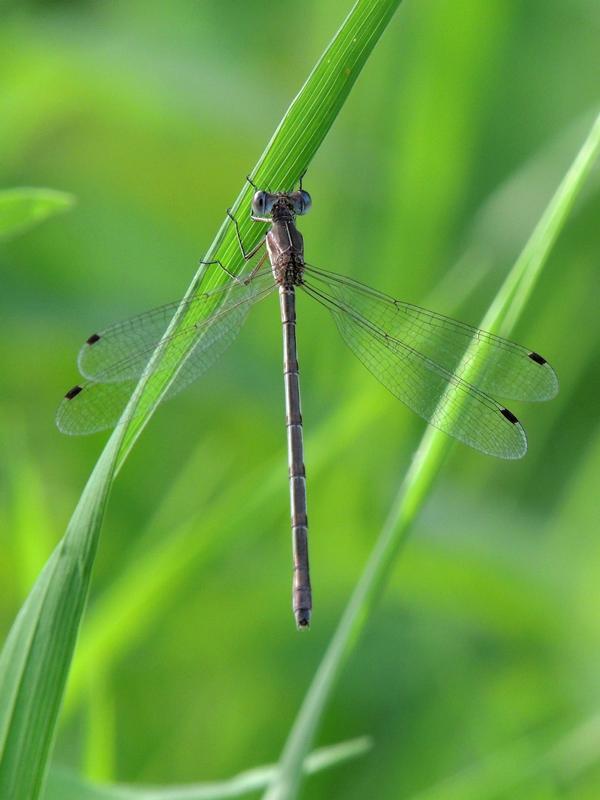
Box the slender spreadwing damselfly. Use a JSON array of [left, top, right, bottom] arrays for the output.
[[57, 179, 558, 628]]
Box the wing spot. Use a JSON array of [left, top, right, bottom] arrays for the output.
[[528, 351, 546, 365], [500, 407, 519, 424], [86, 333, 101, 345], [65, 385, 83, 400]]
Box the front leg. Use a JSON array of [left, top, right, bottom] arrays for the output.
[[198, 252, 267, 286], [227, 209, 266, 261]]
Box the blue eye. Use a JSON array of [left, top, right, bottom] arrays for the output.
[[252, 191, 275, 216], [290, 190, 312, 215]]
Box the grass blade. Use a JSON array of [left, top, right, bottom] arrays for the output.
[[0, 188, 74, 240], [0, 446, 117, 798], [405, 713, 600, 799], [43, 738, 371, 800], [262, 111, 600, 800], [0, 1, 401, 796]]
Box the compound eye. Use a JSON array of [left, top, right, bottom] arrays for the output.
[[252, 191, 274, 216], [290, 190, 312, 215]]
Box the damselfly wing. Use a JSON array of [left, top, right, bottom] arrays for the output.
[[58, 186, 558, 626]]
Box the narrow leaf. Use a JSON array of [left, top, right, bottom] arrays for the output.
[[43, 738, 371, 800], [405, 713, 600, 799], [0, 188, 74, 240]]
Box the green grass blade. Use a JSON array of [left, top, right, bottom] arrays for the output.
[[0, 1, 401, 796], [0, 188, 74, 240], [404, 713, 600, 799], [0, 445, 117, 798], [262, 111, 600, 800], [43, 738, 371, 800]]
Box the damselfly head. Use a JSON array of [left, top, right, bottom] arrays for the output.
[[252, 189, 312, 218]]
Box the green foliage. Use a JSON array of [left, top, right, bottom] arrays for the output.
[[0, 188, 74, 240], [0, 1, 399, 797], [43, 738, 371, 800], [261, 112, 600, 800], [1, 1, 599, 799]]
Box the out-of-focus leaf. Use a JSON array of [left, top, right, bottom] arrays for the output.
[[43, 737, 371, 800], [404, 713, 600, 799], [0, 188, 74, 240]]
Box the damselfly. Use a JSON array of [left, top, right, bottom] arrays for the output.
[[57, 181, 558, 628]]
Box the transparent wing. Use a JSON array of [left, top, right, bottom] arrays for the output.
[[77, 268, 270, 381], [57, 271, 276, 435], [301, 272, 529, 459], [304, 264, 558, 402]]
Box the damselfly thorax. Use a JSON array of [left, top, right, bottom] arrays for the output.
[[262, 193, 307, 289]]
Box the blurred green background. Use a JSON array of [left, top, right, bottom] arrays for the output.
[[1, 1, 599, 797]]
